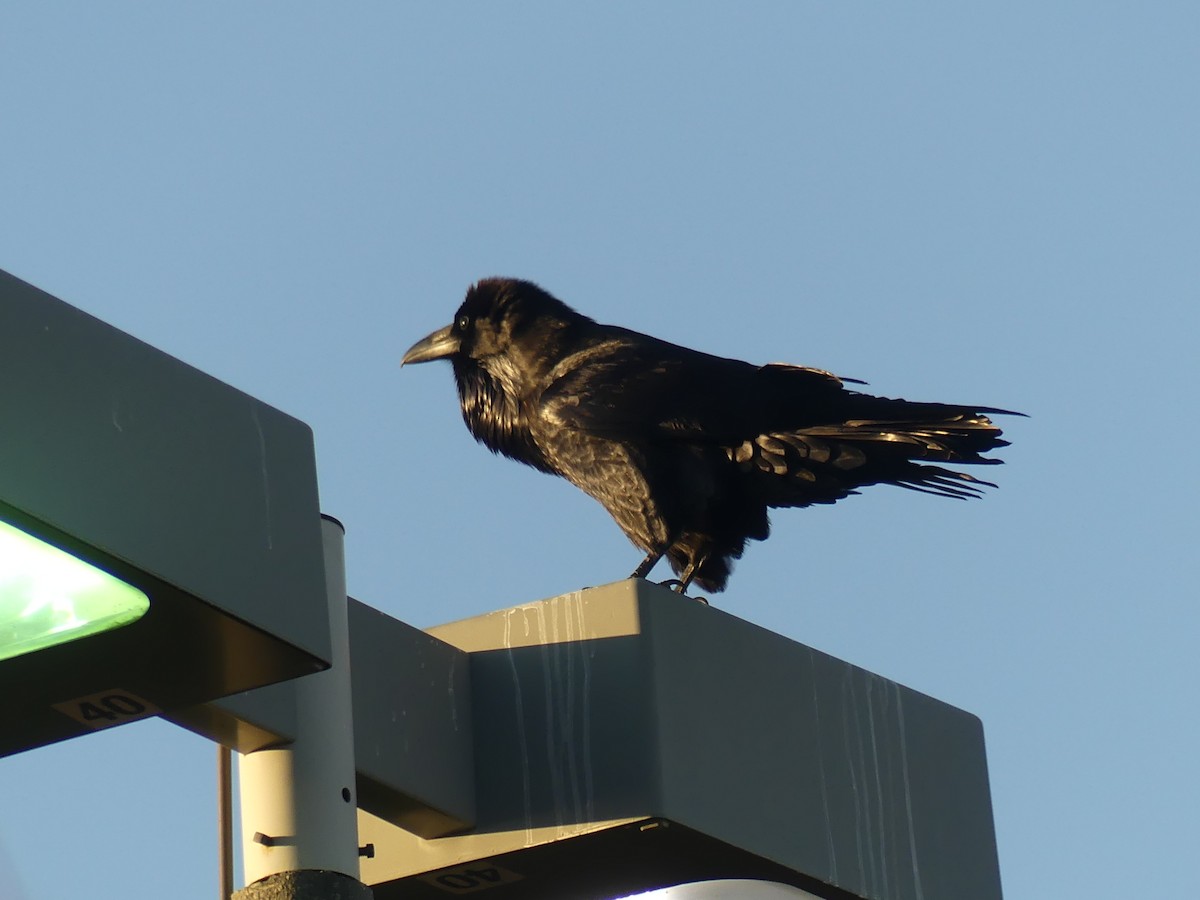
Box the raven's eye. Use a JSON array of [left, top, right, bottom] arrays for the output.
[[456, 314, 471, 331]]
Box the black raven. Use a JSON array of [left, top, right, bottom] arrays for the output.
[[403, 277, 1017, 593]]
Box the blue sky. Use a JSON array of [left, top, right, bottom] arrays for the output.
[[1, 4, 1197, 899]]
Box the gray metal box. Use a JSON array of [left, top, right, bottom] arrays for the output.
[[360, 580, 1003, 900], [0, 268, 329, 756]]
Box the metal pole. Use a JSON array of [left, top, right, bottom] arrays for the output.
[[235, 515, 367, 895], [218, 745, 234, 900]]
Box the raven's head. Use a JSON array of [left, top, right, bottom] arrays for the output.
[[402, 277, 588, 372], [403, 277, 592, 467]]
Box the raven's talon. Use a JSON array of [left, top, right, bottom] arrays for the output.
[[657, 579, 710, 605]]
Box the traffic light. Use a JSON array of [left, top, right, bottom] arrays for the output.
[[0, 268, 332, 757], [0, 516, 148, 662]]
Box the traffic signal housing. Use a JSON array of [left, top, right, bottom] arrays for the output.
[[0, 269, 331, 757]]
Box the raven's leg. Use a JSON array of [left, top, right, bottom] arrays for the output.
[[630, 551, 663, 580], [673, 551, 710, 594]]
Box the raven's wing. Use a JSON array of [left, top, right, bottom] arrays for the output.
[[539, 329, 1010, 508], [538, 329, 852, 443]]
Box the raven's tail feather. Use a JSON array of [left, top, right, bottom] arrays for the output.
[[732, 405, 1013, 509], [892, 466, 998, 499], [665, 406, 1016, 592]]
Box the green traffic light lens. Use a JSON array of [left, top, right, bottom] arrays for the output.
[[0, 518, 149, 662]]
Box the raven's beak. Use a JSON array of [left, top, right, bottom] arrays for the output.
[[402, 324, 460, 366]]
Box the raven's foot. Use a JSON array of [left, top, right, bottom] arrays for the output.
[[673, 551, 708, 594], [657, 578, 710, 605]]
